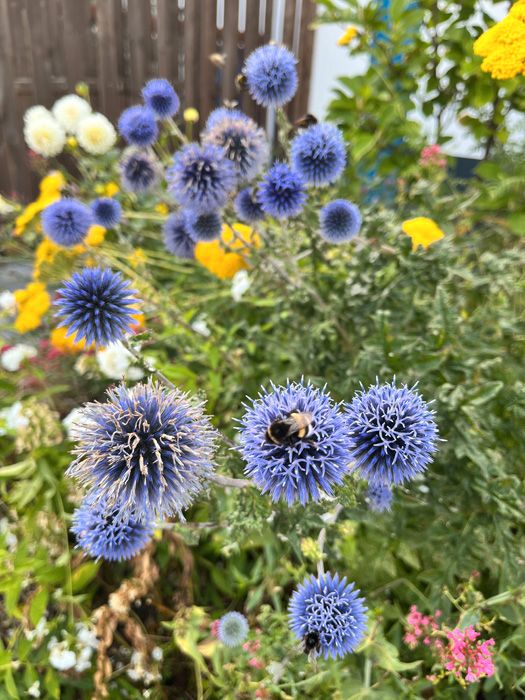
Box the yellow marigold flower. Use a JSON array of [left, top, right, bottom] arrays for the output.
[[195, 223, 260, 280], [337, 25, 358, 46], [129, 248, 147, 268], [14, 171, 65, 236], [474, 2, 525, 79], [33, 238, 60, 278], [105, 182, 119, 197], [155, 203, 169, 215], [84, 224, 106, 247], [183, 107, 199, 123], [50, 326, 86, 353], [402, 217, 445, 251], [13, 281, 51, 333]]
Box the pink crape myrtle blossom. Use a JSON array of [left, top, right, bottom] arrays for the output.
[[441, 626, 495, 683], [419, 144, 446, 169], [403, 605, 442, 648], [404, 606, 495, 685]]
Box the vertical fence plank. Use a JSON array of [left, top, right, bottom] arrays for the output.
[[60, 0, 95, 92], [198, 0, 219, 120], [24, 0, 55, 106], [157, 0, 184, 95], [94, 0, 123, 118], [288, 0, 315, 121], [222, 0, 240, 106], [183, 0, 199, 113], [0, 0, 22, 196], [127, 0, 154, 99]]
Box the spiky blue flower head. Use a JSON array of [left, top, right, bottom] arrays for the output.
[[345, 380, 439, 486], [202, 114, 268, 182], [167, 143, 236, 213], [234, 187, 265, 223], [205, 107, 249, 131], [289, 572, 368, 660], [319, 199, 361, 243], [290, 123, 346, 186], [118, 105, 158, 146], [163, 211, 195, 259], [71, 494, 153, 562], [217, 612, 249, 647], [54, 267, 139, 347], [187, 210, 222, 242], [366, 483, 393, 513], [91, 197, 122, 228], [238, 380, 353, 505], [41, 199, 94, 247], [141, 78, 180, 119], [244, 44, 298, 108], [257, 162, 306, 219], [67, 380, 216, 521], [120, 148, 161, 193]]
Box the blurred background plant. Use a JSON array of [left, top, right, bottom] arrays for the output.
[[0, 1, 524, 698]]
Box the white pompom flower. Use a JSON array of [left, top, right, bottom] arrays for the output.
[[77, 113, 117, 155], [52, 94, 92, 133], [24, 115, 65, 157], [23, 105, 52, 125]]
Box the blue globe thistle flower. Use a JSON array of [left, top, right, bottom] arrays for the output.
[[141, 78, 180, 119], [71, 494, 153, 562], [91, 197, 122, 228], [234, 187, 264, 223], [290, 123, 346, 186], [167, 143, 236, 213], [120, 148, 161, 193], [67, 380, 216, 521], [187, 210, 222, 242], [237, 380, 353, 505], [202, 114, 268, 182], [244, 44, 298, 108], [257, 163, 306, 219], [319, 199, 361, 243], [345, 380, 439, 486], [163, 211, 195, 259], [41, 199, 94, 247], [366, 483, 393, 513], [55, 267, 139, 347], [289, 572, 368, 660], [217, 612, 249, 648], [205, 107, 249, 131], [118, 105, 158, 147]]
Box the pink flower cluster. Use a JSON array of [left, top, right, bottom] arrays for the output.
[[404, 605, 442, 648], [404, 606, 495, 684], [439, 627, 495, 683], [243, 632, 264, 670], [419, 144, 446, 168]]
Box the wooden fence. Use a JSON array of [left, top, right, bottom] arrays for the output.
[[0, 0, 316, 200]]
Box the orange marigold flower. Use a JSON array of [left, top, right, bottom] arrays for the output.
[[50, 326, 86, 353], [195, 223, 260, 280], [13, 281, 51, 333]]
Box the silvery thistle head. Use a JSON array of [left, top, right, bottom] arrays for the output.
[[67, 380, 217, 521]]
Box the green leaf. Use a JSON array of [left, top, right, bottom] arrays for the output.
[[71, 561, 101, 593], [29, 588, 48, 627], [508, 212, 525, 235]]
